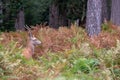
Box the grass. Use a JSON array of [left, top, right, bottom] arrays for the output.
[[0, 24, 120, 80]]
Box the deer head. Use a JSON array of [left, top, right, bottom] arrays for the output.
[[23, 25, 41, 59]]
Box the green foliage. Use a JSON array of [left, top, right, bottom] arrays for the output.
[[113, 69, 120, 79], [52, 0, 87, 21], [102, 23, 109, 31], [0, 41, 21, 79], [1, 26, 120, 79], [67, 0, 87, 21], [1, 0, 51, 31], [72, 58, 99, 73], [24, 0, 51, 25], [1, 0, 88, 31], [1, 0, 24, 31]]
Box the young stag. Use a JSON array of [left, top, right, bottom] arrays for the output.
[[23, 25, 41, 59]]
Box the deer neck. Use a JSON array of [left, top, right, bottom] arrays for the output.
[[26, 40, 35, 55]]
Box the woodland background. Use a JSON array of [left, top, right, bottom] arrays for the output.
[[1, 0, 87, 31], [0, 0, 120, 80]]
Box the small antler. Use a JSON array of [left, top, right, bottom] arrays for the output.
[[24, 25, 33, 38]]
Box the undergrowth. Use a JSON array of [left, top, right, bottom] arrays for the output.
[[0, 24, 120, 80]]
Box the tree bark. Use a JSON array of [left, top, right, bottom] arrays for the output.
[[2, 0, 11, 24], [86, 0, 102, 37], [102, 0, 111, 22], [0, 0, 3, 25], [58, 13, 68, 27], [49, 3, 59, 28], [15, 8, 25, 30], [111, 0, 120, 26], [49, 2, 68, 28]]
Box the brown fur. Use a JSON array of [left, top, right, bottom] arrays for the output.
[[23, 48, 33, 59], [22, 39, 34, 59]]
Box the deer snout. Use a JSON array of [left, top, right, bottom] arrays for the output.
[[33, 39, 41, 45], [37, 40, 41, 44]]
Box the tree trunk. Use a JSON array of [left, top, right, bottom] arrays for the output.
[[102, 0, 111, 22], [59, 10, 68, 26], [15, 8, 25, 30], [2, 0, 11, 24], [59, 15, 68, 26], [0, 0, 3, 25], [86, 0, 102, 37], [49, 3, 59, 28], [111, 0, 120, 26], [49, 2, 68, 28]]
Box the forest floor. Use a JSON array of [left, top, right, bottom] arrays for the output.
[[0, 23, 120, 80]]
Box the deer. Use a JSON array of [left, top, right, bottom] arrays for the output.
[[22, 25, 41, 59]]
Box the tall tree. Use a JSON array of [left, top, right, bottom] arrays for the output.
[[58, 13, 68, 27], [1, 0, 25, 31], [58, 1, 68, 27], [86, 0, 102, 37], [102, 0, 111, 22], [111, 0, 120, 26], [15, 8, 25, 30], [2, 0, 12, 31], [0, 0, 3, 25], [49, 0, 68, 28], [49, 2, 59, 28], [67, 0, 87, 25]]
